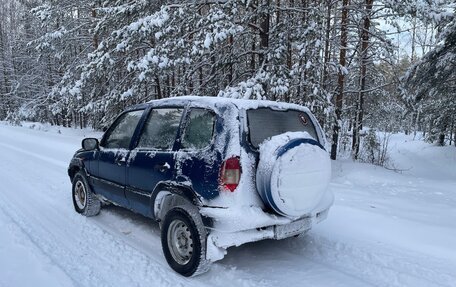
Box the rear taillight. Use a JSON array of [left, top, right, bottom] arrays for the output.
[[220, 157, 241, 192]]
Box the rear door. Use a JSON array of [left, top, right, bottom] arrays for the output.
[[126, 107, 184, 216], [175, 108, 220, 200], [92, 109, 144, 206]]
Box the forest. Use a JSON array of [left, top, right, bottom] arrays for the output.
[[0, 0, 455, 161]]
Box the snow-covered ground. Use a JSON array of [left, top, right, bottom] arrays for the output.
[[0, 122, 455, 287]]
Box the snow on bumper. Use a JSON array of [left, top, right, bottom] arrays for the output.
[[202, 189, 334, 262]]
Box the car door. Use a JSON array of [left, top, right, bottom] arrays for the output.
[[91, 109, 144, 206], [126, 107, 184, 216], [175, 108, 220, 200]]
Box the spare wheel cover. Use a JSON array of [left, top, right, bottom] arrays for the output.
[[256, 137, 331, 218]]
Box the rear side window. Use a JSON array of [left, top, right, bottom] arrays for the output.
[[103, 110, 144, 149], [181, 109, 215, 150], [247, 108, 318, 148], [138, 108, 183, 150]]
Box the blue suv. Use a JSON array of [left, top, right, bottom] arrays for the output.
[[68, 96, 333, 276]]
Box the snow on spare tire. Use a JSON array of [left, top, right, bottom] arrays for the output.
[[256, 132, 331, 218]]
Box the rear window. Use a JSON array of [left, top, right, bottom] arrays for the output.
[[247, 108, 318, 148]]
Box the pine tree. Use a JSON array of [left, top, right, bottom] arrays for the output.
[[403, 5, 455, 145]]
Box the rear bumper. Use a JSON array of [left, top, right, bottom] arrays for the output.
[[203, 193, 333, 262], [206, 207, 330, 262]]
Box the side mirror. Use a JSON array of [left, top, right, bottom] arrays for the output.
[[82, 138, 99, 151]]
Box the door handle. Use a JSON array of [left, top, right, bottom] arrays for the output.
[[116, 157, 126, 166], [156, 162, 171, 173]]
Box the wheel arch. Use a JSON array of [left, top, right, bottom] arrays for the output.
[[68, 158, 87, 181], [150, 182, 203, 222]]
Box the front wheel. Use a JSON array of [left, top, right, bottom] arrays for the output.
[[161, 208, 210, 277], [72, 172, 101, 217]]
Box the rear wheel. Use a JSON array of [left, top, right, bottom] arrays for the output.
[[72, 172, 101, 217], [161, 208, 210, 277]]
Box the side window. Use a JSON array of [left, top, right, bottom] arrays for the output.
[[103, 110, 144, 149], [138, 108, 183, 150], [181, 109, 215, 150]]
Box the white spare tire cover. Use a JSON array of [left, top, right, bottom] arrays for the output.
[[256, 132, 331, 218]]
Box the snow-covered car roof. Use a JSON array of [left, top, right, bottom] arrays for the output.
[[130, 95, 312, 112]]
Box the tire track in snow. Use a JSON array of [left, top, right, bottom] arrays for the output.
[[0, 207, 76, 287], [0, 190, 124, 287], [0, 200, 79, 287], [286, 232, 456, 287], [217, 220, 456, 287], [0, 142, 68, 169]]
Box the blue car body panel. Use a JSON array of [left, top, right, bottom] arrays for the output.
[[126, 150, 177, 216]]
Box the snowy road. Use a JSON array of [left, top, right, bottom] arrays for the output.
[[0, 123, 455, 287]]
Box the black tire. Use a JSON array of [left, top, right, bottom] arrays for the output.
[[72, 172, 101, 217], [161, 208, 209, 277]]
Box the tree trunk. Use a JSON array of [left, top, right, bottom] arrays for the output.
[[438, 124, 447, 146], [438, 133, 445, 146], [259, 0, 270, 69], [352, 0, 373, 160], [454, 123, 456, 147], [413, 110, 420, 138], [228, 35, 234, 84], [92, 1, 102, 50], [322, 0, 332, 89], [411, 15, 416, 62], [449, 120, 453, 146], [155, 76, 162, 99], [251, 41, 256, 72], [0, 23, 10, 95], [330, 0, 349, 160]]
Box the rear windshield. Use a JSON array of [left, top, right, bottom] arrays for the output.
[[247, 108, 319, 148]]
